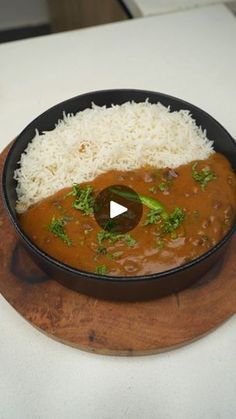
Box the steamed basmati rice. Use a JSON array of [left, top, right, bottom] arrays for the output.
[[15, 101, 214, 213]]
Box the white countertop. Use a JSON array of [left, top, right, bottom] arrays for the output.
[[123, 0, 228, 17], [0, 5, 236, 419]]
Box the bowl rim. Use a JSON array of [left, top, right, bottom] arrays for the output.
[[2, 88, 236, 283]]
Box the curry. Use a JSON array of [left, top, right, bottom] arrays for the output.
[[19, 153, 236, 276]]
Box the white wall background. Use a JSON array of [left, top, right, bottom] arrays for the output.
[[0, 0, 49, 30]]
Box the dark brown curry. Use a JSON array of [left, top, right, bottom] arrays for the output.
[[19, 153, 236, 276]]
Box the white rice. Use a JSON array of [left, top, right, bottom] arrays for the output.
[[14, 100, 214, 213]]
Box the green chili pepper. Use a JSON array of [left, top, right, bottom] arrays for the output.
[[109, 187, 169, 219]]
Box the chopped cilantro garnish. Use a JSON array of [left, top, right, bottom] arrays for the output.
[[192, 163, 216, 190], [71, 184, 95, 215], [48, 216, 72, 246], [97, 231, 113, 245], [97, 230, 136, 247], [163, 207, 185, 234], [96, 246, 107, 255], [106, 250, 124, 260], [144, 206, 185, 234], [95, 265, 108, 275], [149, 181, 171, 194], [144, 208, 162, 226], [125, 235, 137, 247], [159, 182, 169, 192]]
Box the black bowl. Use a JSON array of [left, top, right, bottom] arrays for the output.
[[2, 89, 236, 301]]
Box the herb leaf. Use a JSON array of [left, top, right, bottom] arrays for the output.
[[144, 208, 162, 226], [158, 182, 169, 192], [97, 231, 136, 247], [192, 163, 216, 190], [144, 204, 185, 235], [125, 234, 137, 247], [97, 231, 113, 245], [96, 246, 107, 255], [48, 216, 72, 246], [163, 207, 185, 234], [71, 184, 95, 215], [95, 265, 108, 275]]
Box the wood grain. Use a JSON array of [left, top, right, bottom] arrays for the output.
[[47, 0, 128, 32], [0, 144, 235, 355]]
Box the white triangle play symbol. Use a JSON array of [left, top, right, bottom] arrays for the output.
[[110, 200, 128, 219]]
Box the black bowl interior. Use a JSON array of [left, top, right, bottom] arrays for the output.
[[2, 89, 236, 300]]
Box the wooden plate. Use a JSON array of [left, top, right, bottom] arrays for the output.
[[0, 145, 235, 355]]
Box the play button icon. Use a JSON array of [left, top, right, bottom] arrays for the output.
[[94, 185, 143, 234], [110, 201, 127, 218]]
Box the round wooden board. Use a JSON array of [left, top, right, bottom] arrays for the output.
[[0, 145, 236, 356]]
